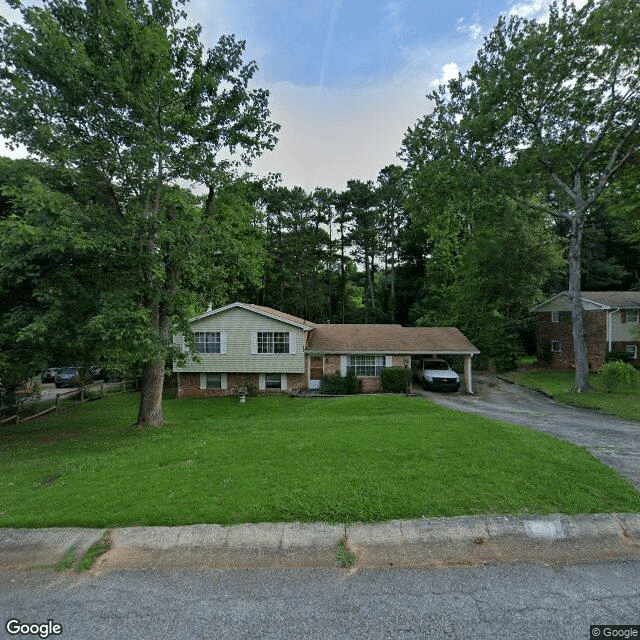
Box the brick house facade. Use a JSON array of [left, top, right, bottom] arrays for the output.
[[172, 303, 480, 397], [533, 292, 640, 371]]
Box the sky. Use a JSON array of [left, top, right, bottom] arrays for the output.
[[0, 0, 562, 193]]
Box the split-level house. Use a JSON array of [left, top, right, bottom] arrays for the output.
[[532, 291, 640, 370], [172, 302, 480, 396]]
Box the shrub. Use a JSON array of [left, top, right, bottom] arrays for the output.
[[380, 367, 412, 393], [233, 378, 258, 396], [598, 361, 639, 393], [538, 346, 553, 366], [605, 349, 634, 365], [320, 370, 362, 395]]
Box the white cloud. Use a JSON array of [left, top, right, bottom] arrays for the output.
[[248, 78, 431, 191], [384, 0, 406, 41], [456, 19, 483, 40], [320, 0, 342, 89], [430, 62, 460, 88], [509, 0, 589, 20]]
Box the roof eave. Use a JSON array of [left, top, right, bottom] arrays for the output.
[[305, 349, 481, 355], [189, 302, 315, 330]]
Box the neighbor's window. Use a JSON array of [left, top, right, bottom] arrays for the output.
[[551, 311, 560, 323], [626, 345, 638, 359], [348, 355, 384, 377], [257, 332, 289, 354], [265, 373, 282, 389], [206, 373, 222, 389], [194, 331, 221, 354], [551, 341, 561, 352], [626, 310, 639, 324]]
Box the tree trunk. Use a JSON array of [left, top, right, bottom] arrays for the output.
[[567, 214, 590, 392], [136, 361, 166, 426], [136, 300, 171, 426]]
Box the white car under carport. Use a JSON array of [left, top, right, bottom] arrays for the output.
[[414, 358, 460, 392]]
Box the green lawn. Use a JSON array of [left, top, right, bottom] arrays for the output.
[[509, 369, 640, 420], [1, 393, 639, 528]]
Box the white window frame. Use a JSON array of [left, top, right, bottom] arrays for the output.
[[206, 373, 222, 389], [626, 310, 639, 324], [199, 373, 227, 390], [347, 355, 385, 377], [551, 311, 560, 323], [194, 331, 220, 353], [256, 331, 290, 354], [265, 373, 282, 389], [194, 331, 226, 354], [626, 345, 638, 359], [551, 340, 561, 352]]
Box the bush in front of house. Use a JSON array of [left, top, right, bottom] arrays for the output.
[[380, 367, 412, 393], [320, 370, 362, 394], [598, 361, 639, 393], [605, 349, 634, 365]]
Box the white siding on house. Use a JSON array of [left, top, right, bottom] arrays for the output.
[[173, 306, 307, 373], [610, 310, 640, 342]]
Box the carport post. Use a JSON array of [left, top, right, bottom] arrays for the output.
[[464, 354, 474, 394]]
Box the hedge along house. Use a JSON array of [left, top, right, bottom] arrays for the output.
[[532, 291, 640, 371], [172, 303, 480, 396]]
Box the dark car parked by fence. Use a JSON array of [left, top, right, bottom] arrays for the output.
[[54, 367, 90, 388], [41, 368, 61, 383]]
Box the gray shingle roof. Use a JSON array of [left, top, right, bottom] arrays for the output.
[[579, 291, 640, 308], [532, 291, 640, 311]]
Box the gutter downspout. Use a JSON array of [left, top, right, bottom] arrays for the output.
[[465, 354, 474, 394], [607, 308, 619, 354]]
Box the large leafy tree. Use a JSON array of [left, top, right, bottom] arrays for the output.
[[449, 0, 640, 389], [0, 158, 100, 390], [0, 0, 279, 424]]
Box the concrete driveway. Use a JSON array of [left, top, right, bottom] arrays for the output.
[[415, 373, 640, 490]]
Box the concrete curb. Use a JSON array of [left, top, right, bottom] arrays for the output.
[[2, 513, 639, 571]]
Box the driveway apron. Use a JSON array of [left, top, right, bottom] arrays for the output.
[[416, 374, 640, 490]]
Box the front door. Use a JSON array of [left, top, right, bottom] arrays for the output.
[[309, 356, 323, 390]]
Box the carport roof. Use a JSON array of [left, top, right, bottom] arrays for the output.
[[306, 324, 480, 355]]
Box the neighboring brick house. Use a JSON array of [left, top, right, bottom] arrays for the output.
[[172, 303, 480, 396], [532, 292, 640, 371]]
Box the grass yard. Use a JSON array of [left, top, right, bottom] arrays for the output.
[[509, 369, 640, 420], [1, 393, 639, 529]]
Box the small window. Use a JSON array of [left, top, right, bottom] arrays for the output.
[[265, 373, 282, 389], [551, 341, 561, 352], [551, 311, 560, 323], [206, 373, 222, 389], [194, 331, 221, 354], [626, 345, 638, 360], [626, 310, 639, 324]]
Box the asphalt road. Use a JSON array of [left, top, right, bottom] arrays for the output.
[[417, 373, 640, 490], [1, 560, 638, 639]]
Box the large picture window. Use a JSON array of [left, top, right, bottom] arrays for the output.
[[347, 355, 384, 377], [194, 332, 221, 354], [257, 331, 290, 354]]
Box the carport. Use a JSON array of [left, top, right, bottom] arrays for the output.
[[398, 327, 481, 394], [306, 325, 480, 394]]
